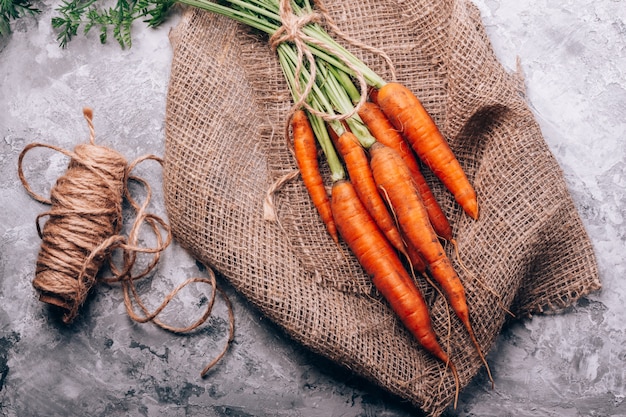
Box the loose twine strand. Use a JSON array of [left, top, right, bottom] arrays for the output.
[[263, 0, 396, 221], [17, 108, 234, 377]]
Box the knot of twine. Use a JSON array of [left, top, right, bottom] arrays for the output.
[[18, 108, 233, 377], [269, 0, 370, 125]]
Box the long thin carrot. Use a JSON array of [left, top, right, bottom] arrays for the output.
[[369, 142, 493, 386], [331, 178, 459, 404], [358, 101, 453, 240], [292, 109, 338, 243], [335, 131, 406, 255], [376, 82, 479, 220]]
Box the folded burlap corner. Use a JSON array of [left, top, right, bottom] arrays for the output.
[[162, 1, 601, 415]]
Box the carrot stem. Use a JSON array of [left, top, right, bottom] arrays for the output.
[[179, 0, 279, 33], [178, 0, 388, 91], [331, 66, 362, 105], [278, 46, 346, 181], [317, 62, 376, 148], [302, 22, 386, 88]]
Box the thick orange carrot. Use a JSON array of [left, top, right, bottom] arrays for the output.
[[292, 110, 338, 243], [331, 178, 459, 401], [369, 142, 492, 386], [358, 101, 453, 240], [335, 131, 406, 254], [377, 82, 479, 220]]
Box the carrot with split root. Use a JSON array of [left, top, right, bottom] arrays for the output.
[[369, 142, 493, 387], [331, 179, 459, 404], [358, 101, 453, 241], [376, 82, 479, 220]]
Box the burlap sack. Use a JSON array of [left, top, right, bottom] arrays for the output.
[[162, 1, 601, 415]]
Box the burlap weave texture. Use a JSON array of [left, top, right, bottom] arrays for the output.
[[162, 1, 601, 415]]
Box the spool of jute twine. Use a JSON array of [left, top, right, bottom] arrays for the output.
[[17, 107, 233, 376]]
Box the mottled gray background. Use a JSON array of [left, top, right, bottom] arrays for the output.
[[1, 1, 624, 416]]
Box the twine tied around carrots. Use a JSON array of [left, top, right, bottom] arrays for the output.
[[17, 108, 234, 377], [263, 0, 397, 222], [269, 0, 396, 126]]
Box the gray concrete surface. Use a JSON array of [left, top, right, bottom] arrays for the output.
[[1, 1, 625, 416]]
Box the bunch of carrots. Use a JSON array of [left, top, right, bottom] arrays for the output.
[[286, 68, 490, 406], [173, 0, 491, 406]]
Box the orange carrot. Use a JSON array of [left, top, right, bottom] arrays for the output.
[[292, 110, 338, 243], [402, 234, 428, 276], [369, 142, 492, 386], [326, 123, 340, 144], [376, 82, 479, 220], [358, 101, 453, 240], [367, 86, 379, 105], [335, 131, 406, 254], [331, 178, 459, 401]]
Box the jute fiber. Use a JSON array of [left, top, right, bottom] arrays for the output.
[[18, 111, 233, 373], [163, 1, 602, 415]]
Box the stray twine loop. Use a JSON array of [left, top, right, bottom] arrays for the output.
[[17, 108, 234, 377]]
